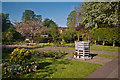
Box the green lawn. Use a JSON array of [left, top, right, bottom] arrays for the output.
[[18, 57, 100, 78], [90, 44, 119, 52], [2, 48, 101, 78], [97, 54, 118, 59], [44, 43, 119, 52]]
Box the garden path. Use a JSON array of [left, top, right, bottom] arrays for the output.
[[87, 59, 118, 78]]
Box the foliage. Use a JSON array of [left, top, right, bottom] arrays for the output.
[[90, 27, 120, 46], [42, 18, 59, 42], [33, 37, 52, 43], [42, 18, 56, 28], [41, 30, 52, 37], [31, 50, 68, 59], [9, 48, 32, 65], [1, 13, 12, 32], [60, 29, 78, 43], [2, 25, 24, 42], [22, 10, 42, 23], [50, 23, 59, 42], [76, 2, 119, 29], [67, 10, 77, 29]]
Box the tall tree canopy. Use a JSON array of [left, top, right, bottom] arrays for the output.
[[22, 10, 42, 23], [42, 18, 56, 27], [67, 10, 77, 29], [1, 13, 12, 32], [50, 23, 59, 42], [76, 2, 119, 29]]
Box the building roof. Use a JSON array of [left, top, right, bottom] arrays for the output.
[[58, 27, 68, 30]]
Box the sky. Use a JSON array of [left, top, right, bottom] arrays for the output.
[[2, 2, 84, 27]]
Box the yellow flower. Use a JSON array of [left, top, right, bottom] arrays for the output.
[[48, 42, 50, 45]]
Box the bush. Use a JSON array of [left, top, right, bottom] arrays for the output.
[[9, 48, 32, 65], [33, 37, 52, 43], [32, 50, 68, 59]]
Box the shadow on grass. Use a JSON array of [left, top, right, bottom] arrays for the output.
[[37, 62, 52, 69], [35, 59, 71, 78], [89, 53, 98, 58]]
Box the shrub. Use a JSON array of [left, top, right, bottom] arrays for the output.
[[9, 48, 32, 65], [55, 52, 62, 59]]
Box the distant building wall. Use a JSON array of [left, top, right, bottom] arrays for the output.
[[40, 35, 48, 38]]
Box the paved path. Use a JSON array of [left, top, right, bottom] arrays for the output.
[[87, 59, 118, 78], [35, 48, 118, 56]]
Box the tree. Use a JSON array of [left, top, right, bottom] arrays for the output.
[[67, 10, 77, 29], [42, 18, 56, 27], [107, 27, 120, 46], [2, 25, 24, 42], [60, 29, 78, 43], [76, 2, 119, 29], [1, 13, 12, 32], [50, 23, 59, 42], [22, 10, 42, 23], [90, 27, 120, 46], [14, 20, 50, 43]]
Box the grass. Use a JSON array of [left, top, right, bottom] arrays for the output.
[[2, 48, 101, 78], [90, 44, 119, 52], [52, 60, 101, 78], [97, 54, 118, 59], [44, 43, 119, 52]]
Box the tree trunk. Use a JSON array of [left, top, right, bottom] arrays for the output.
[[31, 34, 34, 43], [102, 41, 105, 46], [82, 34, 84, 41], [113, 41, 115, 47], [95, 40, 96, 45], [78, 34, 79, 41], [32, 40, 34, 43], [88, 35, 89, 42]]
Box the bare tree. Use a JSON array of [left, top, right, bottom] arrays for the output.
[[14, 20, 50, 43]]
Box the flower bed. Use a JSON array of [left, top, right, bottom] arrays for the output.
[[2, 48, 68, 78], [2, 61, 39, 77], [2, 48, 39, 77], [31, 50, 68, 59]]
